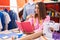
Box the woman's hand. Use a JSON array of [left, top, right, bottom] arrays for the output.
[[40, 36, 48, 40]]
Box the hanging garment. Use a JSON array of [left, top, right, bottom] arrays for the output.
[[2, 11, 11, 30], [23, 3, 35, 20], [0, 18, 2, 31], [8, 10, 18, 30], [0, 12, 5, 31]]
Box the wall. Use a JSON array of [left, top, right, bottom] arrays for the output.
[[10, 0, 20, 21], [17, 0, 25, 8], [0, 0, 10, 10]]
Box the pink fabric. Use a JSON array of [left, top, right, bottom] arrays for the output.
[[28, 15, 50, 31], [16, 21, 23, 31]]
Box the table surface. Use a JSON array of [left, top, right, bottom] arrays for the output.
[[0, 28, 25, 40]]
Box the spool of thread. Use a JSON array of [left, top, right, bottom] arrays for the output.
[[52, 12, 54, 17], [55, 12, 58, 17], [49, 11, 52, 16]]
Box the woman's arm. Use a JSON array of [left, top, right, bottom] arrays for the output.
[[20, 30, 43, 40], [40, 36, 48, 40]]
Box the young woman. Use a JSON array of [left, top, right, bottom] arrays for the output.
[[26, 2, 55, 40], [26, 2, 50, 32]]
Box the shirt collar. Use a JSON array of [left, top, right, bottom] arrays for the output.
[[28, 2, 34, 6]]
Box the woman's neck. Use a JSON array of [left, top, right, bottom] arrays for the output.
[[38, 18, 43, 24]]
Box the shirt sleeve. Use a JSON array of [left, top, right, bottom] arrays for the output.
[[4, 12, 11, 24], [0, 18, 2, 29], [23, 6, 27, 20]]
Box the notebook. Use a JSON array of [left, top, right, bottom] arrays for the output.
[[16, 21, 34, 33]]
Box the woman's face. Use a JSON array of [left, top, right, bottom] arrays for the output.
[[35, 4, 39, 14]]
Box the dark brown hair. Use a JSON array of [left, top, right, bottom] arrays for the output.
[[35, 2, 46, 19], [18, 9, 23, 18]]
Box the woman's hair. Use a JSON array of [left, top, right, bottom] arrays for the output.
[[35, 2, 46, 19], [18, 9, 23, 18]]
